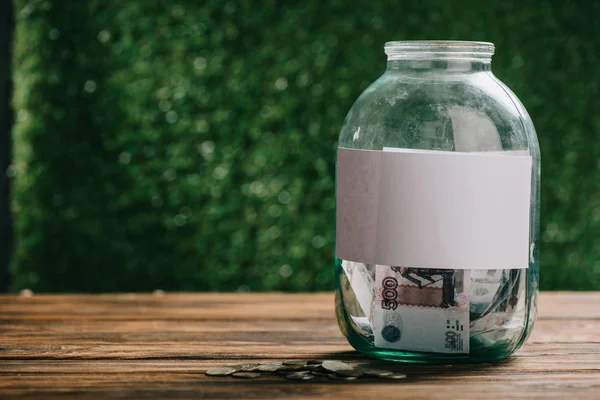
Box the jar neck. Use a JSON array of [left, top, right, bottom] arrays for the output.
[[384, 41, 494, 74], [386, 58, 491, 73]]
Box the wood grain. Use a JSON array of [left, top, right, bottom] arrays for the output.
[[0, 292, 599, 399]]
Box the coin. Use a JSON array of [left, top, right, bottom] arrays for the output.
[[335, 368, 364, 377], [205, 367, 237, 376], [283, 359, 307, 366], [258, 363, 282, 372], [322, 360, 353, 373], [311, 371, 330, 377], [239, 364, 260, 372], [232, 372, 261, 379], [285, 372, 315, 381], [380, 373, 408, 380], [304, 364, 324, 371], [306, 360, 322, 365], [328, 373, 358, 381], [276, 365, 306, 373], [363, 369, 394, 378]]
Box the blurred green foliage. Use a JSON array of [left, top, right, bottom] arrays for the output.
[[10, 0, 600, 292]]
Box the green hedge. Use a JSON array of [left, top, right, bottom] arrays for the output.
[[11, 0, 600, 292]]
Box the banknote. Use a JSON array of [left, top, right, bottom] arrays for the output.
[[373, 265, 470, 354], [470, 269, 504, 315], [341, 260, 376, 320]]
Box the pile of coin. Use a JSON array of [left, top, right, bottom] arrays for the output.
[[204, 359, 407, 381]]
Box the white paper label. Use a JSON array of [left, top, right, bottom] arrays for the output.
[[336, 147, 532, 270]]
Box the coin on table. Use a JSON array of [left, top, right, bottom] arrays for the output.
[[239, 364, 261, 372], [322, 360, 353, 373], [232, 372, 261, 379], [380, 373, 407, 380], [363, 369, 394, 378], [283, 359, 307, 366], [311, 371, 330, 377], [258, 363, 282, 372], [328, 373, 358, 381], [205, 367, 237, 376], [335, 368, 364, 377], [285, 372, 315, 381], [276, 365, 306, 373]]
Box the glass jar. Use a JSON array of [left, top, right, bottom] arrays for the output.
[[335, 41, 540, 363]]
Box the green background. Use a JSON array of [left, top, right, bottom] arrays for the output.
[[9, 0, 600, 292]]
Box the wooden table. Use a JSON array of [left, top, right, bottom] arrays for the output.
[[0, 292, 599, 399]]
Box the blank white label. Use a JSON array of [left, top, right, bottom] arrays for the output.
[[336, 147, 532, 269]]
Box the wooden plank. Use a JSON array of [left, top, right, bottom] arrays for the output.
[[537, 292, 600, 319], [0, 360, 599, 399], [1, 291, 597, 319], [0, 320, 598, 360], [0, 292, 599, 399]]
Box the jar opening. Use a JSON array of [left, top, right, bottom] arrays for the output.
[[385, 41, 494, 61]]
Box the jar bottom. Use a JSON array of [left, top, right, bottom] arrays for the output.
[[335, 261, 530, 364]]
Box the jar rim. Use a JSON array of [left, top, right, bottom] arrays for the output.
[[384, 41, 495, 60]]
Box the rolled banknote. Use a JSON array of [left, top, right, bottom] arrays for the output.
[[470, 269, 505, 316], [341, 260, 376, 320]]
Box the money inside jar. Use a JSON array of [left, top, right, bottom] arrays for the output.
[[338, 262, 525, 357]]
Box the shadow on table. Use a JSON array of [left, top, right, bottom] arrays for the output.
[[315, 350, 517, 380], [207, 351, 518, 386]]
